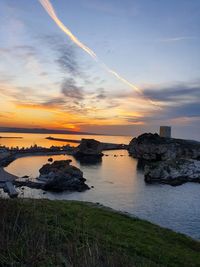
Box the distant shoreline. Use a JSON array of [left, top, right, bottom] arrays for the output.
[[46, 137, 81, 143], [0, 136, 23, 139], [0, 127, 96, 135], [0, 128, 131, 137]]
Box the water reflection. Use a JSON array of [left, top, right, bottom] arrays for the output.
[[136, 159, 147, 171], [2, 134, 200, 240], [0, 132, 132, 149], [75, 155, 103, 166]]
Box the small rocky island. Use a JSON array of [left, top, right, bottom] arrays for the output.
[[38, 160, 89, 192], [129, 133, 200, 186], [8, 160, 90, 194], [73, 139, 104, 163]]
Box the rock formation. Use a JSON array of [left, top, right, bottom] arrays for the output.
[[144, 159, 200, 186], [73, 139, 103, 163], [129, 133, 200, 161], [38, 160, 89, 192], [129, 133, 200, 186]]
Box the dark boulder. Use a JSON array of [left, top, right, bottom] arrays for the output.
[[38, 160, 89, 192], [73, 139, 103, 161]]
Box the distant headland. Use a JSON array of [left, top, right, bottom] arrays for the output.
[[0, 127, 96, 135]]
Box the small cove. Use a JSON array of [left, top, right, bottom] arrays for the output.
[[4, 149, 200, 240]]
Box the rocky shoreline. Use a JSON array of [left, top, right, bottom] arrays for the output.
[[0, 138, 127, 197], [128, 133, 200, 186], [1, 158, 90, 197], [2, 133, 200, 197]]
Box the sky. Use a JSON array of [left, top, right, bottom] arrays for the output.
[[0, 0, 200, 139]]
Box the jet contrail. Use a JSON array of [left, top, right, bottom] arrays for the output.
[[39, 0, 158, 105], [39, 0, 97, 58]]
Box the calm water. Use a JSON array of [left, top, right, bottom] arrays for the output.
[[1, 133, 200, 240], [0, 132, 131, 148]]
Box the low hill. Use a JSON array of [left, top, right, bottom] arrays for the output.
[[0, 199, 199, 267]]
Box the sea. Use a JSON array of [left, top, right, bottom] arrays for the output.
[[1, 132, 200, 240]]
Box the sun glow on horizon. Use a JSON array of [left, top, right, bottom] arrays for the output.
[[0, 0, 198, 137]]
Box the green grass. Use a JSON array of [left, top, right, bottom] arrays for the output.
[[0, 199, 200, 267]]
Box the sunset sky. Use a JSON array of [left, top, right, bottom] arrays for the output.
[[0, 0, 200, 139]]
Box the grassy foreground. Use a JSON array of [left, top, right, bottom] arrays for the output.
[[0, 199, 199, 267]]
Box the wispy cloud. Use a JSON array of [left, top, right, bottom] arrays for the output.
[[95, 88, 107, 99], [0, 45, 45, 76], [157, 36, 197, 43], [61, 78, 84, 100], [138, 80, 200, 126], [43, 34, 82, 77], [0, 112, 14, 119], [143, 81, 200, 102]]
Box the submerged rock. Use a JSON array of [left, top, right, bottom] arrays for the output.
[[144, 159, 200, 186], [128, 133, 200, 161], [38, 160, 89, 192]]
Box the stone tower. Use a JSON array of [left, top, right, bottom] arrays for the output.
[[160, 126, 171, 138]]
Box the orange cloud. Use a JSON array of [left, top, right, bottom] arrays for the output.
[[15, 102, 59, 111]]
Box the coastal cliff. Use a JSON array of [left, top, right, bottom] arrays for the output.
[[129, 133, 200, 185], [128, 133, 200, 161]]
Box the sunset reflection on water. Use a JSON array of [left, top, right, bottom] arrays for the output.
[[0, 132, 132, 148], [5, 148, 200, 240]]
